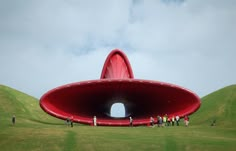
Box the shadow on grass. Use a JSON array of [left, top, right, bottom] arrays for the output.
[[64, 131, 76, 151], [29, 118, 89, 127], [29, 118, 65, 125]]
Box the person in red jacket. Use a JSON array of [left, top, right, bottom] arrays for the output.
[[184, 115, 189, 127]]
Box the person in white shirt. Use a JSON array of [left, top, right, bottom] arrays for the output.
[[150, 116, 154, 127], [129, 116, 133, 126], [93, 116, 97, 126], [176, 115, 180, 126]]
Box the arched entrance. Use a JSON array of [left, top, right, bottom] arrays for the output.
[[110, 103, 125, 118]]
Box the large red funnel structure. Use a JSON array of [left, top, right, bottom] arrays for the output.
[[40, 49, 201, 126]]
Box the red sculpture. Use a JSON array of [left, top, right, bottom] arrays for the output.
[[40, 49, 201, 126]]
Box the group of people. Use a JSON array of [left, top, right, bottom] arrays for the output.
[[65, 116, 74, 127], [10, 114, 190, 127], [10, 113, 190, 127], [65, 116, 97, 127], [150, 114, 190, 127], [91, 115, 189, 127]]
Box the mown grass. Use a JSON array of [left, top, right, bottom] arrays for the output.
[[0, 123, 235, 151], [0, 84, 236, 151]]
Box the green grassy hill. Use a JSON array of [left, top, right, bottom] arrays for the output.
[[0, 84, 236, 151], [191, 84, 236, 128], [0, 84, 61, 126], [1, 84, 235, 127]]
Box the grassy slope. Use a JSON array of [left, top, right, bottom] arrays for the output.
[[0, 84, 61, 125], [0, 84, 236, 151], [191, 84, 236, 128]]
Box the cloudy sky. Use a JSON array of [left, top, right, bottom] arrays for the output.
[[1, 0, 236, 102]]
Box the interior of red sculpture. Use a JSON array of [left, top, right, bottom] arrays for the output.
[[40, 49, 201, 126]]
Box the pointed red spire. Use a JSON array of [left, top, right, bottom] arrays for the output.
[[100, 49, 134, 79]]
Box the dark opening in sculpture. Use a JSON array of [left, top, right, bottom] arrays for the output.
[[40, 49, 201, 126]]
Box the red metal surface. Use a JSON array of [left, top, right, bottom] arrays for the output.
[[40, 49, 201, 126], [101, 50, 134, 79]]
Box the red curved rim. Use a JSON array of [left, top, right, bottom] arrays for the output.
[[40, 79, 201, 126]]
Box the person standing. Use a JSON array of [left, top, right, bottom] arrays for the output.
[[12, 115, 16, 125], [150, 116, 154, 127], [129, 116, 133, 127], [184, 115, 189, 127], [66, 117, 70, 126], [175, 115, 180, 126], [70, 116, 74, 127], [171, 116, 175, 126], [93, 116, 97, 126], [158, 116, 163, 127], [163, 115, 167, 127], [167, 117, 171, 126]]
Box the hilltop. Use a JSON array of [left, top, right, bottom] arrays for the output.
[[0, 84, 61, 125], [191, 85, 236, 128]]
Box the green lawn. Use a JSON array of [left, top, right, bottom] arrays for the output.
[[0, 122, 235, 151], [0, 84, 236, 151]]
